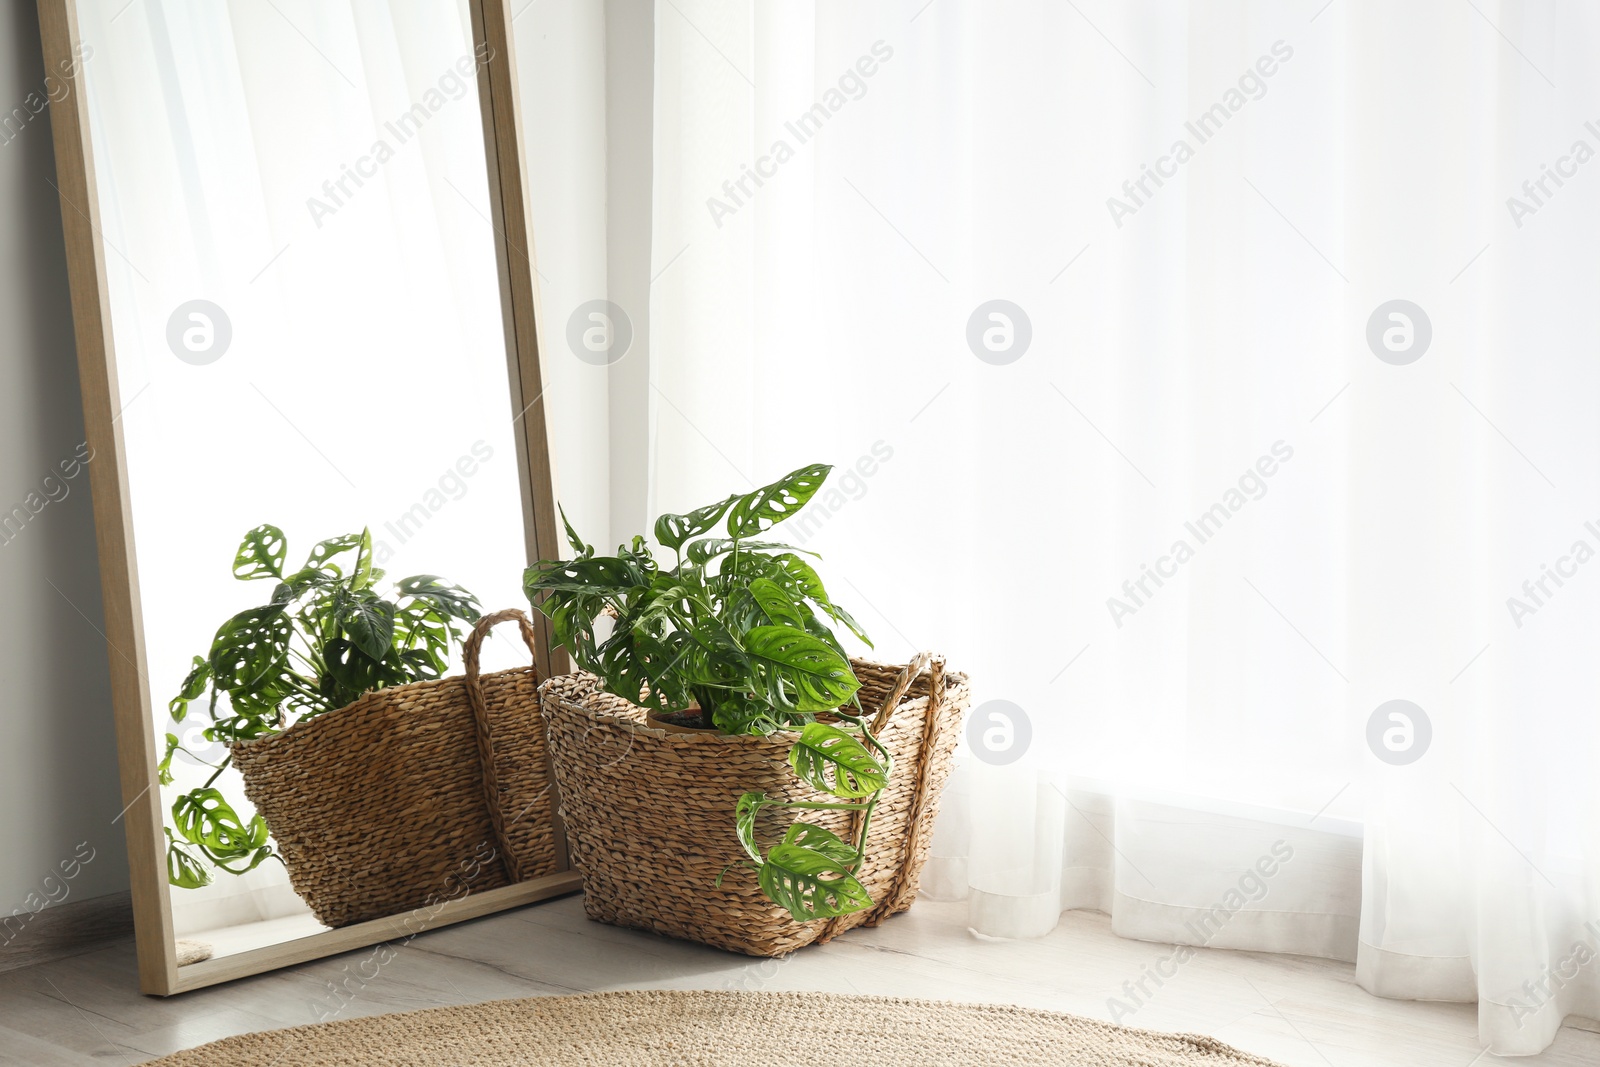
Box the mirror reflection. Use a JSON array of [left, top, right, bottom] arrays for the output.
[[74, 0, 557, 966]]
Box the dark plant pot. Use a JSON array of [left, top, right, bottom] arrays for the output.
[[646, 707, 713, 734]]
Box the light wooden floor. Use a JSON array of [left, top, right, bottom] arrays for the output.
[[4, 894, 1598, 1066]]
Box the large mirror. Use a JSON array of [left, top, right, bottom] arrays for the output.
[[40, 0, 579, 994]]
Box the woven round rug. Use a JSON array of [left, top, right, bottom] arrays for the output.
[[145, 989, 1286, 1066]]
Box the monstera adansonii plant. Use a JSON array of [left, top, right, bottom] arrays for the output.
[[523, 463, 895, 921], [162, 525, 480, 888]]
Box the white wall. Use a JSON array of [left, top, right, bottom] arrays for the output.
[[604, 0, 654, 547], [512, 0, 654, 552], [0, 1, 129, 913], [514, 0, 615, 548]]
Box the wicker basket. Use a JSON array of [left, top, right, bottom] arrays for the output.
[[231, 609, 561, 927], [539, 654, 969, 956]]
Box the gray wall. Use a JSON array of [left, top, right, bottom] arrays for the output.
[[0, 1, 129, 914]]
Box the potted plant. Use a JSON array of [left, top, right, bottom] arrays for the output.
[[527, 464, 968, 956], [164, 525, 561, 927]]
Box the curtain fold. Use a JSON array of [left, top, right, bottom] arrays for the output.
[[648, 0, 1600, 1055]]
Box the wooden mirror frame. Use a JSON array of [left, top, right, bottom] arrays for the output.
[[37, 0, 580, 995]]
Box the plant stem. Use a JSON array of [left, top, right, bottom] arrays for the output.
[[201, 755, 233, 790], [831, 707, 893, 874]]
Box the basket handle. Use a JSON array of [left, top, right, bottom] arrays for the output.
[[819, 652, 948, 944], [463, 608, 544, 884], [868, 652, 946, 733]]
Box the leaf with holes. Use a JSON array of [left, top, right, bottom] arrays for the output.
[[213, 845, 275, 876], [757, 842, 874, 921], [762, 553, 871, 647], [232, 524, 286, 581], [397, 574, 481, 623], [208, 605, 291, 691], [655, 493, 738, 551], [165, 829, 212, 889], [747, 577, 806, 630], [789, 722, 887, 798], [298, 530, 373, 587], [711, 689, 788, 734], [172, 787, 269, 864], [781, 821, 860, 867], [684, 538, 816, 566], [341, 595, 395, 660], [735, 792, 771, 863], [321, 637, 397, 705], [743, 625, 860, 713], [168, 655, 210, 722], [157, 733, 179, 787], [524, 555, 650, 596], [726, 464, 831, 539]]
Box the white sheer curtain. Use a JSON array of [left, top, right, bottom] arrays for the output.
[[76, 0, 610, 946], [646, 0, 1600, 1055]]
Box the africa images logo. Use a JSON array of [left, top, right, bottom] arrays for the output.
[[1106, 41, 1294, 228]]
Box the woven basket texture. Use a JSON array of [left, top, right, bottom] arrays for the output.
[[231, 609, 560, 927], [539, 656, 969, 956]]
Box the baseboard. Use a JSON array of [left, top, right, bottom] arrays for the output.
[[0, 890, 134, 974]]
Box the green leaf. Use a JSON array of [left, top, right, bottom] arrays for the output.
[[212, 845, 275, 876], [169, 656, 210, 722], [655, 493, 738, 550], [747, 578, 805, 629], [559, 504, 593, 558], [217, 670, 296, 718], [321, 637, 398, 703], [743, 625, 860, 713], [525, 556, 650, 596], [762, 552, 827, 600], [157, 733, 179, 787], [761, 553, 872, 648], [208, 605, 291, 691], [232, 524, 286, 581], [823, 600, 872, 648], [165, 829, 212, 889], [396, 575, 481, 622], [726, 464, 831, 539], [351, 528, 375, 590], [757, 841, 873, 921], [781, 821, 859, 867], [735, 792, 769, 863], [592, 625, 697, 714], [302, 532, 365, 577], [710, 690, 787, 734], [341, 596, 396, 660], [684, 538, 814, 566], [788, 722, 888, 798], [172, 787, 268, 864]]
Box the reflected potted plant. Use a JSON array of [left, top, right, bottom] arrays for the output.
[[162, 525, 483, 887], [162, 525, 563, 929]]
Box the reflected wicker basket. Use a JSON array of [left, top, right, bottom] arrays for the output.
[[231, 609, 559, 927], [539, 655, 968, 957]]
